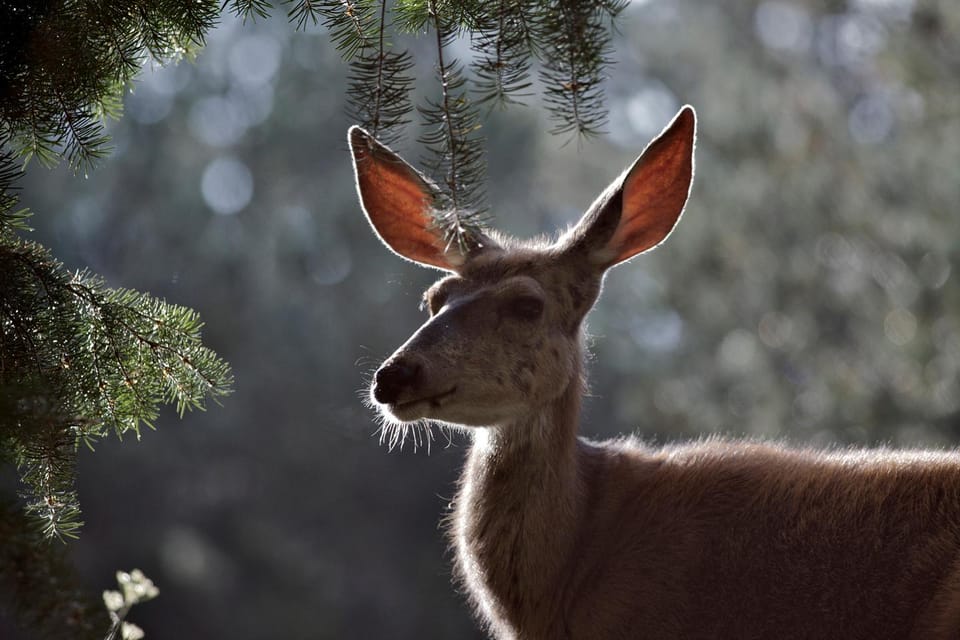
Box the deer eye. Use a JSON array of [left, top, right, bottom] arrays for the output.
[[505, 295, 544, 321]]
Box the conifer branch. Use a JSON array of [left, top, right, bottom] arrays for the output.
[[371, 0, 399, 138], [418, 1, 488, 250], [0, 0, 218, 174], [0, 237, 233, 539], [303, 1, 376, 60], [229, 0, 274, 22], [345, 0, 414, 144], [472, 0, 535, 108], [537, 0, 625, 138], [372, 0, 392, 135], [18, 420, 84, 541], [57, 99, 112, 175], [0, 138, 31, 234], [431, 10, 464, 211]]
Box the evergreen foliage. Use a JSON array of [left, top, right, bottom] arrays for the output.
[[417, 0, 489, 250], [537, 0, 626, 137], [0, 0, 218, 173], [1, 2, 231, 635], [471, 1, 536, 109], [342, 1, 416, 145], [0, 236, 232, 541], [1, 1, 232, 549]]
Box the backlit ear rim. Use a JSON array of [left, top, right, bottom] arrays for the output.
[[349, 126, 461, 271], [556, 105, 696, 270], [606, 105, 696, 266]]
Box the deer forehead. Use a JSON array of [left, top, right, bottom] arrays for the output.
[[427, 274, 545, 304], [428, 260, 597, 317]]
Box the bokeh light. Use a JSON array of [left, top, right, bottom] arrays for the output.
[[201, 156, 253, 215]]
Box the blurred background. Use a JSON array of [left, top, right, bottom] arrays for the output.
[[10, 0, 960, 637]]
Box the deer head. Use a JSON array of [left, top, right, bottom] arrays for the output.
[[350, 107, 696, 434]]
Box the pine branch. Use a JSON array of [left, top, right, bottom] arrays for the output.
[[345, 0, 415, 144], [328, 0, 374, 60], [0, 0, 218, 174], [0, 136, 32, 234], [395, 0, 487, 32], [536, 0, 625, 139], [292, 0, 376, 59], [394, 0, 432, 32], [471, 0, 535, 108], [285, 0, 323, 30], [57, 100, 113, 176], [228, 0, 275, 22], [287, 1, 416, 145], [0, 236, 232, 539], [418, 1, 488, 251], [85, 3, 144, 87], [15, 412, 85, 541]]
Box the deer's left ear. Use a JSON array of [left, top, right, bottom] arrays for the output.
[[349, 126, 464, 272], [561, 106, 696, 270]]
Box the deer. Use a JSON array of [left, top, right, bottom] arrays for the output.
[[348, 107, 960, 639]]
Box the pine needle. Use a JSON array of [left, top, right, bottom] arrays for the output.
[[417, 0, 489, 251]]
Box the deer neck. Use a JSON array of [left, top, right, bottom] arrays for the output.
[[453, 353, 586, 633]]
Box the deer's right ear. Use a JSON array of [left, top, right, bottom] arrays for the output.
[[349, 126, 461, 271], [559, 106, 696, 271]]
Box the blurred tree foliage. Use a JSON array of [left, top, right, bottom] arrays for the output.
[[583, 0, 960, 450]]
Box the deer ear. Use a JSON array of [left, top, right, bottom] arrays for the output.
[[562, 106, 696, 270], [349, 126, 461, 272]]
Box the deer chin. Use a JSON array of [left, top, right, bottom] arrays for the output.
[[380, 390, 532, 429], [379, 386, 458, 423], [428, 400, 533, 429]]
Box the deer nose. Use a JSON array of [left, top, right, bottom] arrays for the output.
[[373, 359, 422, 404]]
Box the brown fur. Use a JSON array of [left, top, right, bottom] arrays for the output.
[[349, 108, 960, 639]]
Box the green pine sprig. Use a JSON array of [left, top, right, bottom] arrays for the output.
[[417, 0, 489, 251], [346, 0, 415, 144], [536, 0, 626, 138], [228, 0, 275, 22], [0, 135, 32, 234], [0, 0, 218, 173], [471, 0, 536, 109], [0, 237, 233, 540], [314, 0, 375, 59]]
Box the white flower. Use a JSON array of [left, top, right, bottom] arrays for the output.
[[102, 590, 124, 612], [121, 622, 145, 640], [117, 569, 159, 603]]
